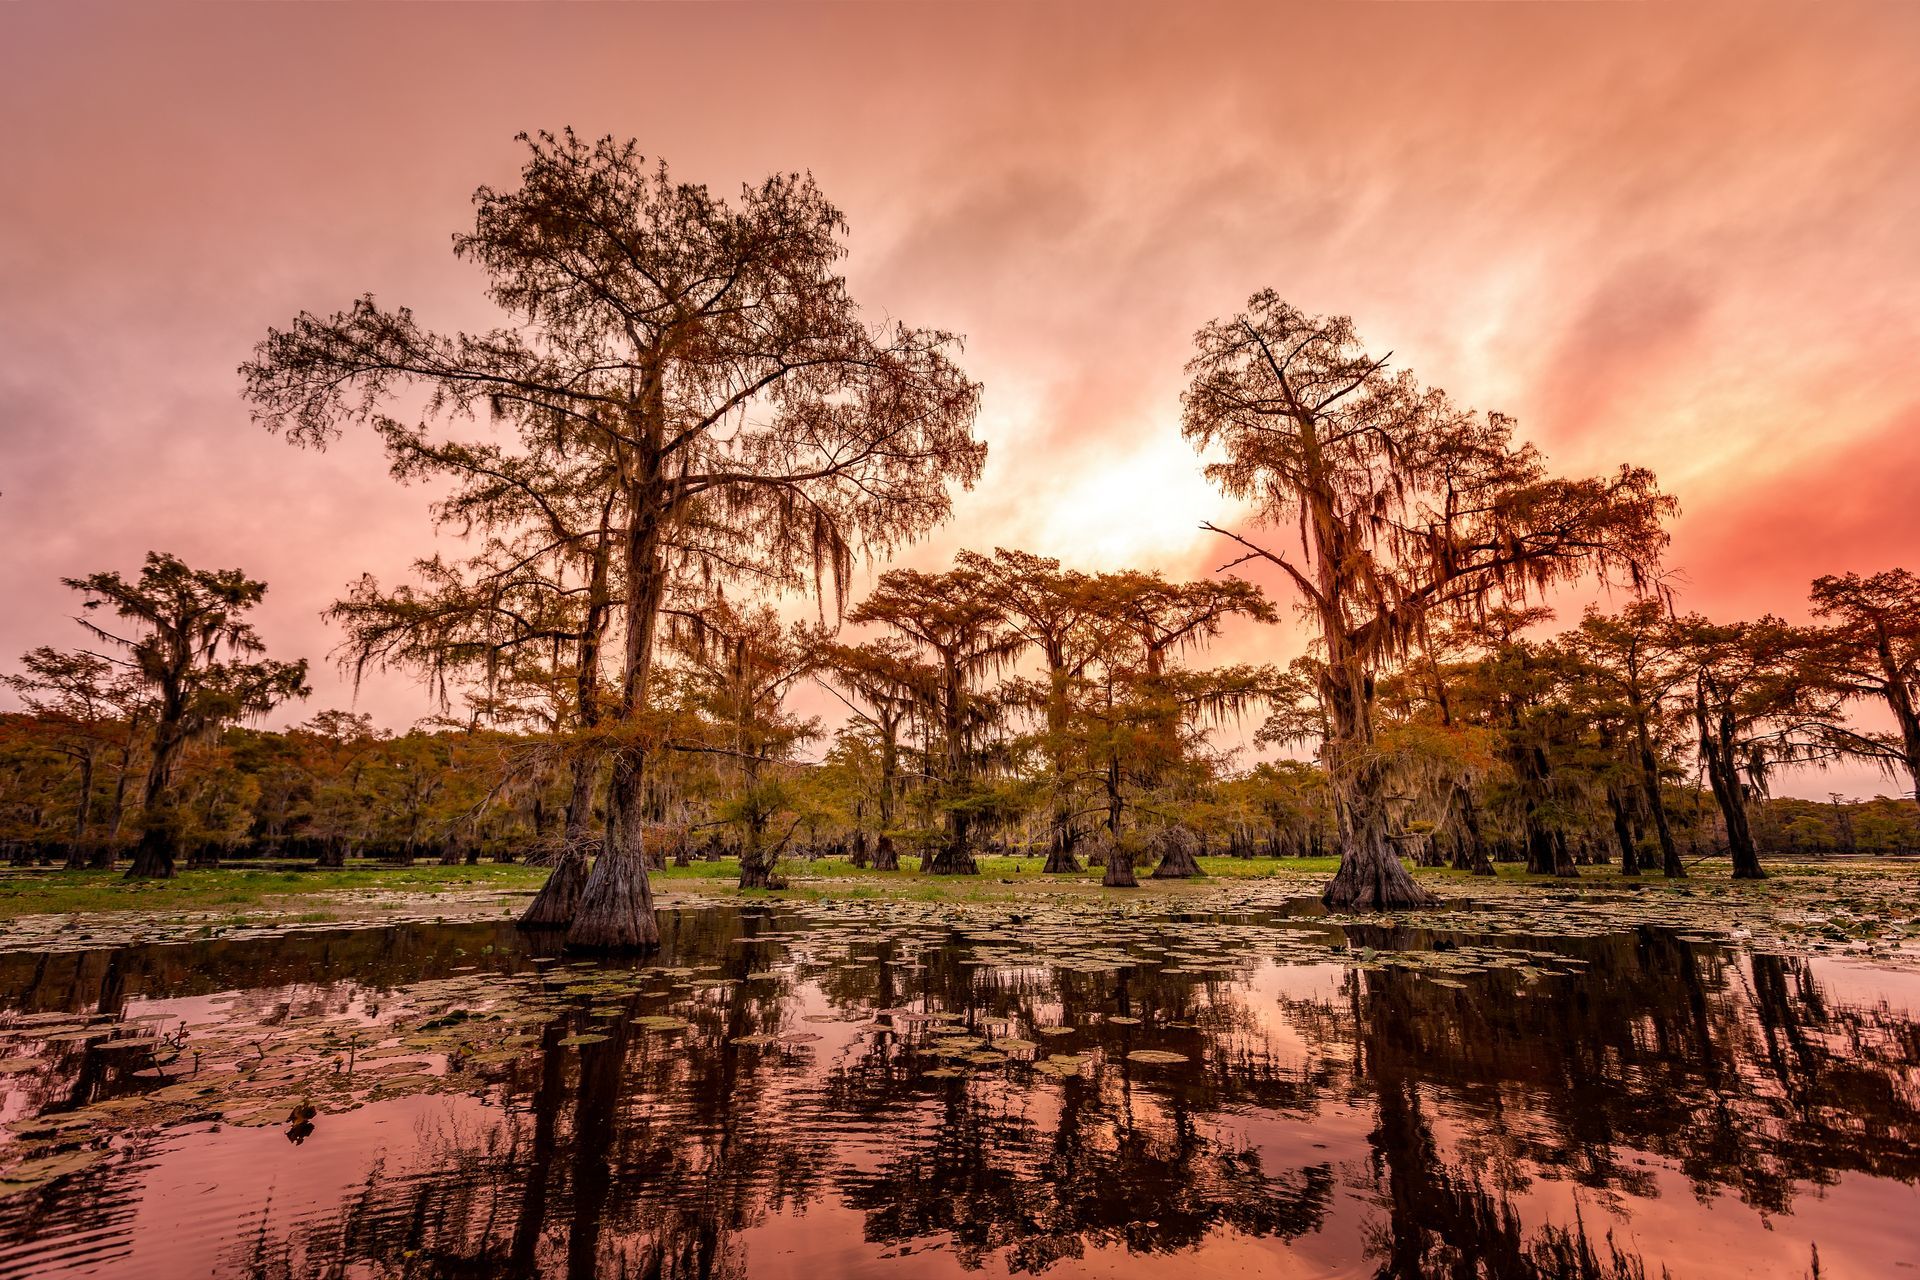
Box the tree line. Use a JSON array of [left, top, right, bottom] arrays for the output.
[[4, 130, 1917, 945], [5, 552, 1917, 883]]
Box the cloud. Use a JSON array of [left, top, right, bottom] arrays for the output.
[[2, 1, 1916, 799]]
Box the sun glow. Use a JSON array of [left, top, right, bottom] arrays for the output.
[[1027, 428, 1228, 573]]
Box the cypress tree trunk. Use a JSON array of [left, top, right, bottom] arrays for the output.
[[1607, 785, 1642, 876], [125, 825, 176, 879], [1551, 829, 1578, 878], [523, 501, 614, 929], [928, 831, 979, 875], [1099, 835, 1137, 888], [1697, 681, 1765, 880], [568, 471, 666, 950], [738, 820, 780, 889], [1628, 701, 1681, 877], [1320, 658, 1435, 910], [871, 833, 900, 871], [566, 751, 661, 949], [1042, 818, 1082, 873], [1149, 827, 1204, 879], [125, 724, 187, 880], [73, 752, 94, 843]]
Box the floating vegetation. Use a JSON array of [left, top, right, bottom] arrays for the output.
[[2, 870, 1915, 1218]]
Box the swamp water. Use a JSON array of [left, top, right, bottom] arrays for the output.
[[0, 894, 1915, 1278]]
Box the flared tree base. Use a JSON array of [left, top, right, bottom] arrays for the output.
[[124, 832, 175, 880], [739, 852, 787, 890], [565, 846, 660, 950], [927, 844, 979, 875], [1042, 847, 1082, 873], [1321, 840, 1438, 910], [519, 849, 589, 930]]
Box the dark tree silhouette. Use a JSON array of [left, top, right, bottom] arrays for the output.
[[244, 130, 983, 945], [1808, 569, 1920, 802], [1182, 295, 1671, 909], [846, 566, 1019, 874], [63, 554, 308, 878]]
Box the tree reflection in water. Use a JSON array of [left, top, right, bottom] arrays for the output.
[[0, 905, 1911, 1279]]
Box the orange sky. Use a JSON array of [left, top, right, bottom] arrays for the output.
[[3, 3, 1917, 798]]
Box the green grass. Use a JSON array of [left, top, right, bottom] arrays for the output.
[[0, 851, 1904, 924], [0, 862, 550, 921]]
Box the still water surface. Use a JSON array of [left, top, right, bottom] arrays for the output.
[[0, 900, 1915, 1278]]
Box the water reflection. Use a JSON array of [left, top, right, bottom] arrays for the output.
[[0, 904, 1914, 1279]]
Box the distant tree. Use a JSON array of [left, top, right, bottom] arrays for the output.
[[1561, 599, 1691, 877], [1183, 295, 1671, 908], [3, 647, 147, 862], [961, 549, 1108, 873], [819, 638, 929, 871], [667, 604, 821, 889], [1807, 569, 1920, 803], [64, 554, 308, 878], [1074, 572, 1276, 884], [291, 710, 385, 866], [245, 130, 983, 946], [1673, 615, 1828, 880], [1462, 612, 1584, 879], [1394, 619, 1501, 875], [847, 566, 1019, 874]]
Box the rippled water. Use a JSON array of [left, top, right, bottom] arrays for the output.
[[0, 900, 1916, 1279]]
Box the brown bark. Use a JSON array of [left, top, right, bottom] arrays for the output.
[[125, 733, 187, 880], [567, 752, 661, 949], [569, 454, 668, 950], [520, 842, 590, 929], [737, 820, 782, 890], [1320, 651, 1437, 910], [1041, 827, 1082, 874], [1697, 677, 1764, 880], [1628, 693, 1682, 878], [520, 499, 615, 931], [1149, 827, 1205, 879], [928, 829, 979, 876], [1606, 784, 1642, 876]]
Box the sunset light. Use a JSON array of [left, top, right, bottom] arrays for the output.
[[2, 5, 1917, 1278]]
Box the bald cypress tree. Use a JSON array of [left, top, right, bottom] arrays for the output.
[[819, 638, 929, 871], [846, 566, 1019, 874], [64, 554, 308, 879], [245, 131, 983, 946], [1808, 570, 1920, 803], [1182, 295, 1671, 909]]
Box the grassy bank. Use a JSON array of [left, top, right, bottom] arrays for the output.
[[0, 851, 1885, 922]]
